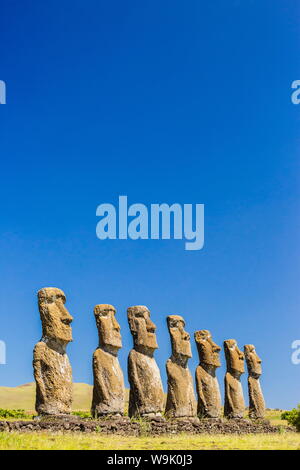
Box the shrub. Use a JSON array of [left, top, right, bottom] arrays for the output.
[[281, 405, 300, 431], [0, 408, 28, 419], [72, 411, 91, 419]]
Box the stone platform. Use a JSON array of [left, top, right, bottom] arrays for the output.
[[0, 417, 292, 436]]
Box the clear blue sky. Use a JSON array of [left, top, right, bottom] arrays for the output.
[[0, 0, 299, 409]]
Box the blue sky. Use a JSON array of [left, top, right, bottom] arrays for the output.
[[0, 0, 299, 409]]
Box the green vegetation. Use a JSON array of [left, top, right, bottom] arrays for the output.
[[0, 396, 295, 450], [0, 409, 28, 419], [281, 405, 300, 431], [72, 411, 91, 419], [0, 430, 298, 450]]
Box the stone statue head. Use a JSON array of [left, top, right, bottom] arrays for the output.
[[38, 287, 73, 344], [94, 304, 122, 352], [167, 315, 192, 359], [194, 329, 221, 367], [244, 344, 262, 378], [224, 339, 244, 375], [127, 305, 158, 353]]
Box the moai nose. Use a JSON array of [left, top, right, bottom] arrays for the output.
[[147, 318, 156, 332]]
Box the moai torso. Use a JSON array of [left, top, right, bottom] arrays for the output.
[[165, 316, 197, 419], [33, 341, 72, 415], [224, 339, 245, 419], [33, 288, 73, 416], [128, 349, 164, 417], [91, 305, 125, 417], [127, 306, 164, 418], [194, 330, 221, 419], [244, 345, 265, 419]]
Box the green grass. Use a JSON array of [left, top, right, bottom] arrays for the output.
[[0, 430, 298, 450], [265, 409, 288, 426], [0, 387, 294, 450]]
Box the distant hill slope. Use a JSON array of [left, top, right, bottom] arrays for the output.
[[0, 383, 130, 412], [0, 383, 94, 411]]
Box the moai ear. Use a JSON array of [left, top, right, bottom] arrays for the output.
[[127, 312, 137, 335]]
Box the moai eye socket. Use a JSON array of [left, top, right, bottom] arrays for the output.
[[135, 312, 144, 318]]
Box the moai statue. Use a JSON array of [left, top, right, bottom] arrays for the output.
[[194, 330, 222, 419], [127, 306, 164, 418], [224, 339, 245, 419], [91, 304, 125, 418], [33, 288, 73, 416], [165, 315, 197, 419], [244, 344, 265, 419]]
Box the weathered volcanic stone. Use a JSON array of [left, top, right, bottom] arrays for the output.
[[127, 306, 164, 418], [91, 304, 125, 418], [165, 315, 197, 419], [244, 344, 265, 419], [194, 330, 222, 418], [224, 339, 245, 419], [33, 288, 73, 416], [0, 417, 290, 436]]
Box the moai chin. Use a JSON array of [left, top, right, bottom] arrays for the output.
[[194, 330, 222, 419], [244, 344, 265, 419], [91, 304, 125, 418], [165, 315, 197, 419], [224, 339, 245, 419], [33, 288, 73, 416], [127, 306, 164, 418]]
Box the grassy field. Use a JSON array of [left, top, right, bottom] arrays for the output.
[[0, 430, 298, 450], [0, 383, 295, 450], [0, 383, 287, 423]]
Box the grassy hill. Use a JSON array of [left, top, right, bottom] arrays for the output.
[[0, 383, 131, 413], [0, 383, 94, 412]]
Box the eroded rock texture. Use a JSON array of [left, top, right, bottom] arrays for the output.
[[127, 306, 164, 418], [33, 288, 73, 416], [91, 304, 125, 418], [165, 315, 197, 419], [194, 330, 222, 418], [224, 339, 245, 419], [244, 344, 265, 419]]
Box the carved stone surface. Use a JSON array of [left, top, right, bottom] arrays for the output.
[[165, 315, 197, 418], [91, 304, 125, 418], [244, 344, 265, 419], [33, 288, 73, 416], [127, 306, 164, 418], [224, 339, 245, 419], [194, 330, 222, 418]]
